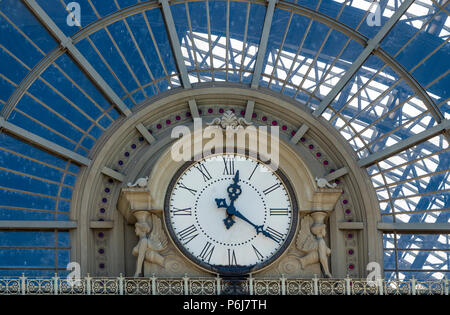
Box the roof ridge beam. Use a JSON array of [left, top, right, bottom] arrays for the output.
[[159, 0, 192, 89], [358, 119, 450, 167], [0, 116, 91, 166], [251, 0, 278, 89], [21, 0, 132, 117], [312, 0, 416, 118]]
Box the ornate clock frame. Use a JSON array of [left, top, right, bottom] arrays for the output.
[[69, 84, 382, 279]]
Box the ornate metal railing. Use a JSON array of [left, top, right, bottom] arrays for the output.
[[0, 274, 447, 295]]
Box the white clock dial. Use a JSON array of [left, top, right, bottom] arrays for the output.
[[164, 153, 297, 274]]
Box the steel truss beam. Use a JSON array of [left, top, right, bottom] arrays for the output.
[[21, 0, 131, 117]]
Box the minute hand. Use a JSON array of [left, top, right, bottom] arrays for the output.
[[232, 209, 279, 243]]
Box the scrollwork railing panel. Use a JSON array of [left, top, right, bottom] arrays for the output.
[[91, 278, 119, 295], [385, 280, 411, 295], [253, 279, 281, 295], [189, 279, 216, 295], [286, 279, 314, 295], [351, 279, 379, 295], [318, 279, 346, 295], [124, 278, 152, 295], [26, 278, 53, 295], [156, 278, 184, 295], [0, 276, 447, 295], [0, 278, 21, 295], [415, 280, 444, 295]]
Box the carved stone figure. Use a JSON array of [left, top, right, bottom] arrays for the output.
[[127, 176, 149, 188], [296, 213, 332, 278], [207, 110, 252, 132], [315, 177, 337, 188], [132, 214, 168, 277]]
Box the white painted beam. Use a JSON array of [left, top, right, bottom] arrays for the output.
[[136, 123, 156, 144], [90, 220, 114, 229], [101, 166, 125, 182], [188, 99, 200, 118], [251, 0, 278, 89], [22, 0, 132, 117], [290, 124, 309, 144], [338, 222, 364, 230], [312, 0, 416, 117], [159, 0, 191, 89], [244, 100, 255, 122], [325, 167, 348, 182], [378, 222, 450, 233], [0, 116, 91, 166], [358, 120, 450, 167], [0, 220, 77, 230]]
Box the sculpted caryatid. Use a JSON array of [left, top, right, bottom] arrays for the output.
[[132, 214, 168, 277], [296, 214, 332, 278]]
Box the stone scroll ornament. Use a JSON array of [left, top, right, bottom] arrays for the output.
[[132, 214, 168, 277], [127, 176, 149, 188], [206, 110, 253, 132], [296, 213, 332, 278]]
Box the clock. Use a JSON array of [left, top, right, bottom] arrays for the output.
[[164, 153, 298, 275]]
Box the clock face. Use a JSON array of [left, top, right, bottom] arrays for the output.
[[164, 153, 298, 275]]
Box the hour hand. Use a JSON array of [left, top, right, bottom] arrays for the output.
[[215, 198, 228, 208]]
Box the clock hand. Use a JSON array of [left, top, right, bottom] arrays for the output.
[[231, 208, 279, 243], [215, 171, 242, 229]]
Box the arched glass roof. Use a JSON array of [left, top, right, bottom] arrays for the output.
[[0, 0, 448, 279]]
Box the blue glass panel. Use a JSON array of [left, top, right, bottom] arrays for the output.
[[0, 0, 56, 58], [75, 38, 129, 99], [0, 149, 63, 182], [0, 269, 61, 277], [60, 186, 73, 200], [125, 13, 166, 80], [88, 28, 140, 94], [0, 189, 56, 210], [58, 232, 70, 248], [0, 249, 55, 268], [384, 250, 396, 269], [9, 110, 77, 152], [35, 0, 97, 37], [0, 169, 59, 196], [57, 249, 70, 268], [107, 20, 151, 88], [0, 209, 55, 221], [144, 9, 178, 75], [21, 77, 91, 131], [89, 0, 118, 17]]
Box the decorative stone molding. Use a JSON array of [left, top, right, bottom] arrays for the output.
[[117, 187, 155, 224], [206, 110, 253, 132]]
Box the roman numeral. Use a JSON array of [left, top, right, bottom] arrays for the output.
[[252, 244, 264, 262], [199, 242, 215, 263], [266, 226, 285, 244], [263, 183, 281, 195], [228, 248, 237, 266], [172, 207, 192, 216], [178, 225, 199, 245], [222, 156, 235, 175], [194, 163, 212, 181], [248, 162, 259, 180], [269, 208, 290, 216], [178, 182, 197, 196]]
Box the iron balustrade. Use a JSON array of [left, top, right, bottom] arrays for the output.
[[0, 274, 448, 295]]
